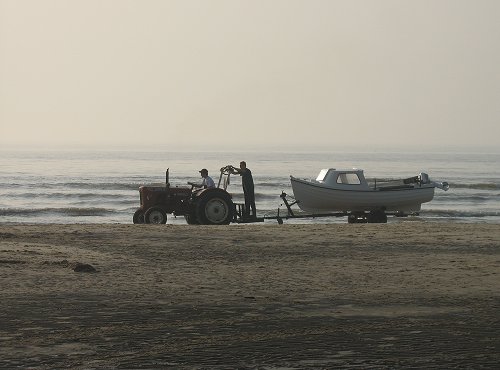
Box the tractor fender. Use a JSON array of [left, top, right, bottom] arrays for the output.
[[191, 187, 232, 199]]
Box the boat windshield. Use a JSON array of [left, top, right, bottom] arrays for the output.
[[336, 173, 361, 185]]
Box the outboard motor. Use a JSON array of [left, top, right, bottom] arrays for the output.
[[436, 181, 450, 191], [419, 172, 430, 184], [420, 172, 450, 191]]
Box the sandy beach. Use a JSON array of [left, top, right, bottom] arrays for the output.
[[1, 222, 499, 368]]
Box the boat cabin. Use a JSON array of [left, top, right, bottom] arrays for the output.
[[315, 169, 370, 190]]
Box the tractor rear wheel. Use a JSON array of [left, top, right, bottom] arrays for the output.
[[133, 209, 145, 224], [195, 191, 233, 225], [145, 207, 167, 224]]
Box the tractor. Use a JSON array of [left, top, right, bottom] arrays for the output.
[[133, 165, 237, 225]]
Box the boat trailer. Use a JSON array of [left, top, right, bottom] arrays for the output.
[[270, 192, 349, 224], [235, 192, 408, 224]]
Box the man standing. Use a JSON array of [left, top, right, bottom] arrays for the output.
[[232, 161, 256, 219]]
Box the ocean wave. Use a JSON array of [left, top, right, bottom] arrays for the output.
[[7, 192, 135, 200], [422, 209, 500, 218], [433, 194, 494, 202], [229, 192, 280, 201], [254, 181, 290, 188], [6, 179, 497, 192], [13, 182, 146, 191], [447, 182, 500, 190], [0, 207, 115, 217]]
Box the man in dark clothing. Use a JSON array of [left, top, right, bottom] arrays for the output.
[[231, 161, 256, 219]]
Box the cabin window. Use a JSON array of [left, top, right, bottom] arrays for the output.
[[316, 169, 329, 182], [336, 173, 361, 185]]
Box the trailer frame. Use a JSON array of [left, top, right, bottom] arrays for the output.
[[253, 192, 413, 224]]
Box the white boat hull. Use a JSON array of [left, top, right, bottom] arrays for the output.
[[290, 177, 435, 213]]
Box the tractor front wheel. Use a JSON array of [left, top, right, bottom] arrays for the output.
[[133, 209, 145, 224], [145, 207, 167, 224]]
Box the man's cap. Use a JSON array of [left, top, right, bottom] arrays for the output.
[[199, 168, 208, 174]]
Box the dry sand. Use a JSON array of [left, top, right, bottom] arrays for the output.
[[0, 222, 499, 369]]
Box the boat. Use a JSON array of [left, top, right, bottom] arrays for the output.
[[290, 168, 449, 217]]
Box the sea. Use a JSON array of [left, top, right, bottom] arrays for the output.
[[0, 147, 499, 225]]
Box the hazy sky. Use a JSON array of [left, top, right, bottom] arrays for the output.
[[1, 0, 498, 150]]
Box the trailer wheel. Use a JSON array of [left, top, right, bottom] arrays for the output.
[[348, 212, 367, 224], [196, 191, 233, 225], [347, 214, 357, 224], [367, 210, 387, 223], [145, 207, 167, 224], [133, 209, 145, 224]]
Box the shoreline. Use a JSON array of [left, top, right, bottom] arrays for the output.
[[1, 222, 499, 368]]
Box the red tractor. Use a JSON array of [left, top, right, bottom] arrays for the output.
[[133, 166, 236, 225]]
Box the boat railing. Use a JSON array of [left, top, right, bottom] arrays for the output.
[[369, 177, 417, 190]]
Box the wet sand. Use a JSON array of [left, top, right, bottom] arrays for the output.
[[1, 222, 499, 368]]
